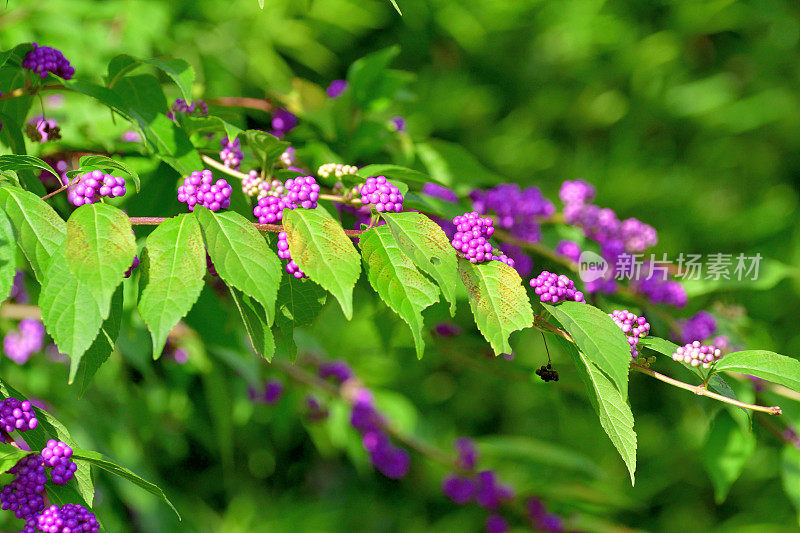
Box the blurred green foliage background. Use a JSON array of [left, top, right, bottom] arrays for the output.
[[2, 0, 800, 531]]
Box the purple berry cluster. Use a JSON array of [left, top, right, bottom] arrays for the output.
[[358, 176, 403, 213], [305, 396, 328, 422], [243, 171, 283, 199], [22, 44, 74, 79], [675, 311, 717, 344], [41, 440, 77, 486], [318, 361, 354, 384], [442, 439, 515, 532], [219, 137, 243, 170], [451, 212, 495, 263], [177, 169, 232, 212], [491, 252, 514, 268], [168, 98, 207, 119], [284, 176, 320, 209], [0, 398, 38, 441], [348, 387, 410, 479], [3, 319, 45, 365], [280, 147, 296, 167], [421, 182, 459, 203], [26, 118, 61, 143], [527, 498, 565, 532], [530, 271, 585, 304], [471, 184, 554, 244], [558, 179, 595, 206], [326, 80, 348, 98], [124, 256, 140, 278], [270, 109, 298, 138], [277, 231, 306, 278], [67, 170, 126, 207], [254, 195, 290, 224], [629, 263, 687, 307], [317, 163, 358, 179], [36, 504, 99, 533], [609, 310, 650, 358], [249, 379, 284, 404], [672, 341, 723, 369], [555, 240, 582, 263], [1, 455, 47, 522], [9, 270, 29, 303]]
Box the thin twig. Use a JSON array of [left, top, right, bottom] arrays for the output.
[[200, 154, 249, 180], [207, 97, 273, 113], [631, 363, 782, 415], [0, 303, 42, 320], [128, 216, 364, 237], [0, 84, 64, 102]]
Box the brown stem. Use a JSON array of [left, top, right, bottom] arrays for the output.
[[0, 303, 42, 320], [631, 364, 782, 415], [207, 97, 273, 113], [0, 84, 65, 102], [128, 216, 364, 237]]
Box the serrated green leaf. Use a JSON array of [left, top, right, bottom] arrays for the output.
[[274, 272, 328, 362], [178, 115, 243, 143], [139, 214, 206, 358], [0, 155, 61, 180], [714, 350, 800, 392], [458, 257, 533, 355], [194, 208, 281, 323], [544, 301, 631, 399], [229, 285, 275, 361], [702, 410, 755, 503], [782, 445, 800, 526], [0, 378, 95, 506], [73, 448, 180, 520], [74, 155, 141, 193], [383, 212, 458, 314], [107, 54, 194, 105], [243, 129, 289, 169], [0, 208, 16, 301], [360, 226, 439, 358], [0, 443, 33, 472], [357, 164, 432, 185], [559, 337, 637, 483], [0, 185, 66, 281], [64, 204, 136, 319], [347, 46, 401, 106], [73, 285, 123, 390], [40, 249, 105, 368], [283, 208, 361, 319]]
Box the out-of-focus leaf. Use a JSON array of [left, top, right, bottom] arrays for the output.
[[702, 410, 755, 503]]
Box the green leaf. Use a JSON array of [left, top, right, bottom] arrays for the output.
[[357, 164, 433, 185], [194, 208, 281, 324], [242, 129, 289, 169], [72, 155, 141, 193], [107, 54, 194, 104], [0, 185, 66, 281], [40, 249, 105, 369], [416, 139, 503, 187], [544, 301, 631, 399], [714, 350, 800, 392], [73, 448, 180, 520], [702, 410, 755, 503], [560, 337, 637, 483], [0, 442, 33, 472], [0, 378, 95, 506], [682, 258, 797, 298], [178, 115, 243, 143], [228, 285, 275, 361], [0, 154, 62, 180], [64, 204, 136, 319], [639, 336, 680, 357], [383, 212, 458, 314], [347, 46, 401, 106], [276, 273, 328, 327], [138, 214, 206, 358], [388, 0, 402, 15], [0, 208, 16, 301], [282, 208, 361, 319], [458, 258, 533, 355], [73, 285, 123, 390], [782, 445, 800, 526], [359, 226, 439, 358], [258, 0, 265, 7]]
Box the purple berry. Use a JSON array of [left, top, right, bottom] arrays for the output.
[[168, 98, 207, 119], [271, 109, 297, 137], [471, 184, 554, 244], [455, 437, 478, 471], [555, 240, 582, 263], [442, 475, 475, 505], [529, 271, 585, 304], [675, 311, 717, 344], [124, 256, 140, 278], [326, 80, 348, 98], [359, 176, 403, 213], [177, 169, 232, 212], [318, 361, 354, 384], [558, 179, 596, 206], [474, 470, 514, 511], [421, 182, 458, 203], [277, 231, 307, 279], [486, 514, 509, 533], [22, 43, 74, 80], [3, 320, 45, 365], [41, 440, 76, 486]]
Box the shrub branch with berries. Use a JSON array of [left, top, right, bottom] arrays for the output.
[[0, 37, 799, 532]]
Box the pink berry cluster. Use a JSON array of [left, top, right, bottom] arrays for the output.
[[358, 176, 403, 213], [219, 136, 243, 170], [177, 169, 232, 212], [3, 319, 45, 365], [0, 397, 38, 440], [609, 310, 650, 358], [22, 44, 74, 79], [36, 503, 99, 533], [277, 231, 306, 278], [672, 341, 723, 369], [530, 271, 585, 304], [41, 440, 77, 486], [242, 171, 283, 199], [451, 212, 495, 263], [67, 170, 126, 207]]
